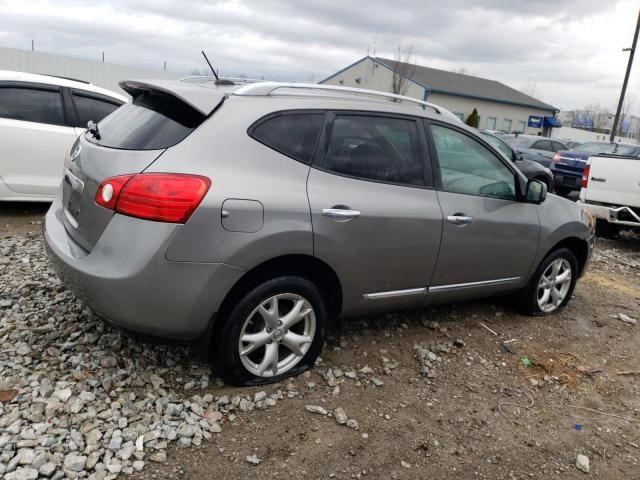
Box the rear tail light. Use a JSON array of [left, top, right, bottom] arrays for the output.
[[553, 153, 561, 163], [581, 164, 590, 189], [95, 173, 211, 223]]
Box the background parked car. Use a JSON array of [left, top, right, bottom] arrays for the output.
[[551, 141, 640, 196], [501, 134, 568, 168], [478, 130, 554, 192], [0, 70, 126, 202], [562, 139, 582, 150]]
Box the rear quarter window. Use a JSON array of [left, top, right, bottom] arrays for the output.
[[87, 90, 206, 150], [249, 112, 325, 164]]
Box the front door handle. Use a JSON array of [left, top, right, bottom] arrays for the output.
[[447, 214, 473, 225], [322, 208, 361, 221]]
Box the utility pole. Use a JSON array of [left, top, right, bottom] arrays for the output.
[[102, 52, 105, 63], [31, 39, 34, 51], [163, 60, 167, 71], [610, 9, 640, 142]]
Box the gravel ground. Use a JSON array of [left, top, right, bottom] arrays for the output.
[[1, 204, 640, 480]]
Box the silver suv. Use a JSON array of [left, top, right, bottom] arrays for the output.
[[44, 80, 594, 386]]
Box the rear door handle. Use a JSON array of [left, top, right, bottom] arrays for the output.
[[446, 214, 473, 225], [322, 208, 361, 221]]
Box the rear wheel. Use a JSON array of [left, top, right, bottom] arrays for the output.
[[520, 248, 578, 315], [213, 276, 327, 386]]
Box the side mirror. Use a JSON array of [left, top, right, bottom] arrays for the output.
[[525, 179, 547, 204], [513, 151, 523, 161]]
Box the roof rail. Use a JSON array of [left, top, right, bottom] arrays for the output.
[[179, 75, 264, 85], [232, 82, 462, 121]]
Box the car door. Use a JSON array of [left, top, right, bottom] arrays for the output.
[[0, 83, 76, 196], [307, 112, 443, 315], [425, 122, 540, 301]]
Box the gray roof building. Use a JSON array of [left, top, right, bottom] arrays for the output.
[[374, 57, 557, 112], [321, 56, 560, 134]]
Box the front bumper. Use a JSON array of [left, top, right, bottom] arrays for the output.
[[578, 201, 640, 228], [43, 197, 244, 340]]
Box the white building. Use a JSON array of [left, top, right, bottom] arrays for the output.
[[0, 46, 181, 96], [321, 56, 561, 136]]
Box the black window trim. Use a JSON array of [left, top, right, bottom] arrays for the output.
[[0, 80, 71, 128], [423, 119, 527, 201], [247, 109, 327, 165], [311, 110, 435, 190], [67, 88, 123, 129]]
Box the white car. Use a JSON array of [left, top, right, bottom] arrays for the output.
[[578, 153, 640, 236], [0, 70, 127, 202]]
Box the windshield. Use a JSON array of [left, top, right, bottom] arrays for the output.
[[87, 90, 206, 150], [502, 136, 532, 148], [479, 132, 513, 158]]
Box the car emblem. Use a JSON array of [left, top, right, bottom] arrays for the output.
[[70, 143, 81, 161]]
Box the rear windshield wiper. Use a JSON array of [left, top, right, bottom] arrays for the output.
[[87, 120, 101, 140]]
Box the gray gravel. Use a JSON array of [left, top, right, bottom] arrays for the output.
[[0, 235, 293, 479]]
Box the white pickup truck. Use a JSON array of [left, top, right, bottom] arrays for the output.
[[578, 154, 640, 236]]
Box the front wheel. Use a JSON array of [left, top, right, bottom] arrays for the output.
[[519, 248, 578, 315], [213, 276, 327, 386]]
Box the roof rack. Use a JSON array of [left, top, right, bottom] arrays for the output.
[[232, 82, 461, 121], [178, 75, 264, 85]]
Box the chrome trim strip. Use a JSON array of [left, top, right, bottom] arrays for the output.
[[429, 277, 521, 292], [363, 287, 426, 300]]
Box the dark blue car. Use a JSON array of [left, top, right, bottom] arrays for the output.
[[550, 141, 640, 196]]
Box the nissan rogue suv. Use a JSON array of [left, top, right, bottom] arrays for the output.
[[44, 80, 594, 386]]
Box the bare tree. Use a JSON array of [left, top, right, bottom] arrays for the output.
[[390, 45, 416, 101], [521, 78, 540, 99], [580, 104, 610, 133], [615, 95, 635, 137]]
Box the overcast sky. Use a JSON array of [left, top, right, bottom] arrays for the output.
[[0, 0, 638, 113]]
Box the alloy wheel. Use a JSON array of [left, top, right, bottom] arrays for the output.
[[536, 258, 572, 313], [238, 293, 316, 377]]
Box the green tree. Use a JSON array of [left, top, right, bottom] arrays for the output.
[[465, 108, 479, 128]]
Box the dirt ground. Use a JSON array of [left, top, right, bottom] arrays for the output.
[[2, 202, 639, 479]]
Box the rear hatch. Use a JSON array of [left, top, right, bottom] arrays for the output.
[[62, 80, 226, 251]]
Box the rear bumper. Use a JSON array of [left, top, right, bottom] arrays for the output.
[[578, 201, 640, 227], [552, 173, 581, 191], [43, 196, 244, 340]]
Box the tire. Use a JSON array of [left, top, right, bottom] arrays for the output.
[[519, 248, 578, 316], [213, 276, 327, 386], [595, 219, 620, 239]]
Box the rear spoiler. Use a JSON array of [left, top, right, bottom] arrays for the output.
[[119, 79, 229, 116]]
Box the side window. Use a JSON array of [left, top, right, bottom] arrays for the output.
[[0, 86, 64, 126], [71, 90, 122, 127], [320, 115, 425, 186], [250, 113, 324, 164], [431, 124, 516, 200], [532, 140, 552, 151], [551, 141, 565, 152]]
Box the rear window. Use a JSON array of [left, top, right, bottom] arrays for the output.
[[87, 90, 206, 150], [0, 86, 64, 126], [71, 90, 122, 128], [250, 112, 324, 164]]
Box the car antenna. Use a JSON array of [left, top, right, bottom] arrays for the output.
[[201, 50, 235, 85]]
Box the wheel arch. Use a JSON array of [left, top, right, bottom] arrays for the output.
[[542, 236, 590, 277], [215, 254, 343, 329]]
